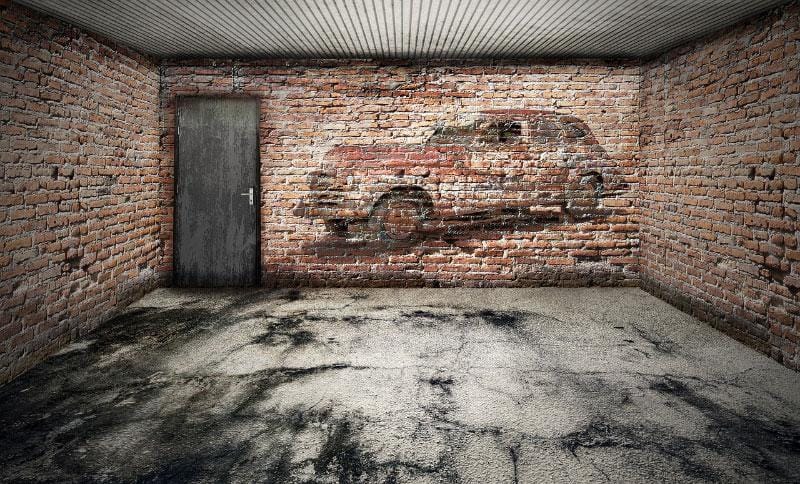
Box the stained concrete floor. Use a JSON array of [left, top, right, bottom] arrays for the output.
[[1, 288, 799, 483]]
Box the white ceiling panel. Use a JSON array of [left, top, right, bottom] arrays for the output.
[[14, 0, 792, 59]]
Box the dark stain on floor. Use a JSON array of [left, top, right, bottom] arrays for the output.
[[253, 314, 318, 347], [428, 375, 455, 395], [552, 375, 800, 481], [562, 420, 633, 456], [633, 326, 677, 355], [265, 449, 293, 484], [0, 292, 798, 483], [402, 309, 451, 322], [561, 416, 723, 481], [509, 445, 520, 484], [649, 375, 800, 479], [315, 419, 373, 484], [465, 309, 524, 329]]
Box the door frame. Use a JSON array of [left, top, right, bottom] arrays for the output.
[[173, 94, 262, 286]]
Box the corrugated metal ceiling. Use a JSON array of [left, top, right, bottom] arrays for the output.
[[15, 0, 791, 59]]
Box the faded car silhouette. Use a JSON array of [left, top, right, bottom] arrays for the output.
[[295, 110, 617, 242]]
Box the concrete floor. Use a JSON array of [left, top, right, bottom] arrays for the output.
[[1, 288, 799, 483]]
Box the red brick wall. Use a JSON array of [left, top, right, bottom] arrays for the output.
[[160, 60, 640, 287], [5, 0, 794, 383], [640, 2, 800, 369], [0, 3, 162, 382]]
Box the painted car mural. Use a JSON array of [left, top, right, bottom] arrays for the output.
[[295, 110, 618, 242]]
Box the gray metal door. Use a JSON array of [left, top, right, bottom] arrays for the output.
[[175, 97, 260, 287]]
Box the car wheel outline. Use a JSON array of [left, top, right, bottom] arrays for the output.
[[367, 186, 434, 241]]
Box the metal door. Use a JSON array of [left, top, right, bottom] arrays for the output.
[[175, 97, 260, 286]]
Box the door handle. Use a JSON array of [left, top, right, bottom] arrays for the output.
[[240, 187, 254, 205]]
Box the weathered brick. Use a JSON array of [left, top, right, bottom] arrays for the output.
[[0, 3, 161, 384], [3, 0, 798, 384], [640, 1, 799, 371], [160, 59, 640, 289]]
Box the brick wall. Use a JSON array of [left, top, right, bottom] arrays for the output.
[[640, 2, 800, 369], [160, 60, 640, 287], [4, 0, 796, 383], [0, 3, 162, 382]]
